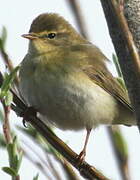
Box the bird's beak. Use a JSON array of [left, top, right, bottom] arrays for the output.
[[21, 33, 38, 40]]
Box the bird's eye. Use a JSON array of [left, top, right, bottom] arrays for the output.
[[47, 33, 56, 39]]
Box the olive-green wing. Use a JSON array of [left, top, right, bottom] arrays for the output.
[[84, 66, 133, 111], [79, 45, 133, 112]]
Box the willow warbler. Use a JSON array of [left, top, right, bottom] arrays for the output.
[[19, 13, 135, 159]]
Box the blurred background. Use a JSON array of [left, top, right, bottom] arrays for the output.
[[0, 0, 140, 180]]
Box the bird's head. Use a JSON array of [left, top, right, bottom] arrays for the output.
[[22, 13, 86, 55]]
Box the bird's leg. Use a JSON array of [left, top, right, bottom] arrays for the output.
[[77, 128, 92, 163]]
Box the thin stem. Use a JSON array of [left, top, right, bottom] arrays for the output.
[[2, 101, 12, 143], [1, 100, 21, 180], [23, 149, 53, 180], [0, 47, 14, 72], [66, 0, 88, 39], [0, 45, 19, 87], [46, 154, 62, 180]]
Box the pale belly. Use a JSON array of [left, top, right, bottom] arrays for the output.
[[19, 72, 119, 130]]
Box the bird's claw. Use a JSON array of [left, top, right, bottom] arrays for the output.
[[21, 107, 37, 127], [76, 150, 86, 166]]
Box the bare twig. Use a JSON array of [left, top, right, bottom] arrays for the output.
[[22, 140, 51, 170], [23, 149, 53, 180], [2, 101, 12, 143], [0, 47, 14, 72], [66, 0, 88, 39], [14, 175, 20, 180], [46, 154, 62, 180], [0, 44, 19, 87], [1, 99, 21, 180]]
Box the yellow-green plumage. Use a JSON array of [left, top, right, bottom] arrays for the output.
[[19, 13, 135, 141]]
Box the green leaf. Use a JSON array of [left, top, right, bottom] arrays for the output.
[[5, 91, 13, 106], [7, 136, 22, 173], [0, 38, 3, 49], [1, 27, 7, 48], [0, 27, 7, 49], [0, 133, 6, 147], [33, 173, 39, 180], [2, 167, 17, 176], [7, 137, 18, 168], [0, 66, 19, 99], [113, 130, 128, 158], [112, 53, 123, 78], [0, 109, 4, 122], [16, 151, 23, 172], [7, 143, 15, 167]]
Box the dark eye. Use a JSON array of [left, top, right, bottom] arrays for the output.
[[47, 33, 56, 39]]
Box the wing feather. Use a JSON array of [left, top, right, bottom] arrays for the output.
[[73, 44, 133, 112]]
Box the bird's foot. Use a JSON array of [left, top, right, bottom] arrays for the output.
[[76, 150, 86, 166], [20, 107, 37, 127]]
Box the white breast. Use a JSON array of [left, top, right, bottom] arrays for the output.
[[19, 67, 119, 130]]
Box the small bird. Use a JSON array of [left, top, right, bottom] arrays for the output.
[[19, 13, 135, 160]]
